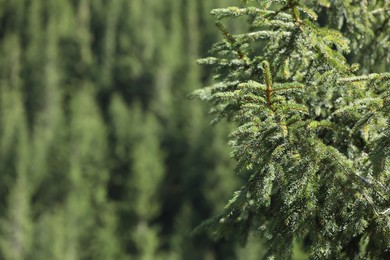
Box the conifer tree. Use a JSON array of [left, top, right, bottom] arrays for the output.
[[110, 96, 165, 259], [0, 32, 32, 260], [0, 84, 32, 260], [194, 0, 390, 258]]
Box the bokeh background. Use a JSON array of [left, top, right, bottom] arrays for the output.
[[0, 0, 279, 259]]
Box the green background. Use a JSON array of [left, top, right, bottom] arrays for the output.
[[0, 0, 268, 259]]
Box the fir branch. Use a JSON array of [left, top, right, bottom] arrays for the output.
[[215, 22, 248, 62], [288, 0, 302, 23], [211, 7, 275, 20], [195, 1, 390, 257], [338, 73, 390, 83], [271, 82, 304, 93]]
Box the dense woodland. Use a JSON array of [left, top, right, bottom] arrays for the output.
[[0, 0, 388, 259], [0, 0, 258, 259]]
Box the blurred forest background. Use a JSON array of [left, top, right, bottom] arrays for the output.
[[0, 0, 269, 259]]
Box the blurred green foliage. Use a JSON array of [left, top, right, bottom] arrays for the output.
[[0, 0, 269, 259]]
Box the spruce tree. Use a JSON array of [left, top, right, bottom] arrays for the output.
[[0, 83, 32, 260], [194, 0, 390, 258], [109, 96, 165, 258]]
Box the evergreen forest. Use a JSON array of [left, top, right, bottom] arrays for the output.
[[0, 0, 388, 259]]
